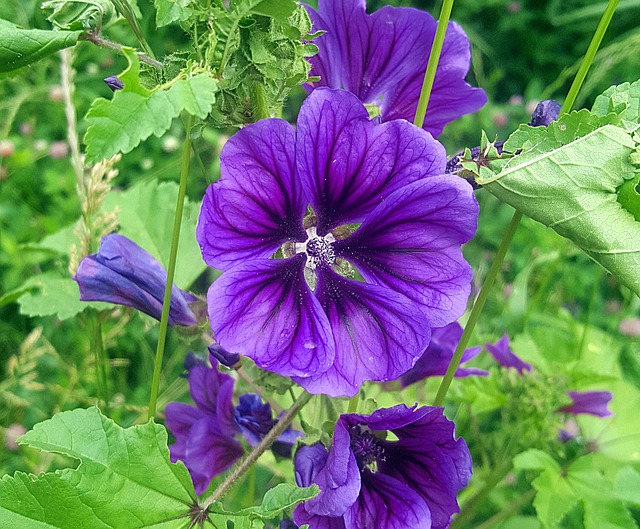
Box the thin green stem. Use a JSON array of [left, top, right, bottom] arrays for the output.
[[561, 0, 619, 115], [147, 115, 194, 419], [413, 0, 454, 128], [433, 0, 619, 407], [434, 210, 521, 406], [472, 489, 536, 529], [200, 391, 313, 510], [91, 313, 110, 409], [109, 0, 156, 59]]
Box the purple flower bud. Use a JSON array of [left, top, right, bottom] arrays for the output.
[[485, 334, 532, 375], [104, 75, 124, 91], [557, 391, 613, 418], [294, 443, 329, 488], [528, 100, 561, 127], [74, 234, 198, 327], [208, 343, 241, 368]]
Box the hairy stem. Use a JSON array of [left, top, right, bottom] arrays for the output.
[[413, 0, 454, 128], [81, 32, 163, 70], [147, 114, 194, 419], [200, 391, 314, 509]]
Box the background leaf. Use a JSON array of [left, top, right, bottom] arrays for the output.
[[0, 19, 80, 73]]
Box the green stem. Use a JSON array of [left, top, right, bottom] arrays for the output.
[[472, 489, 536, 529], [147, 115, 194, 419], [413, 0, 455, 128], [348, 393, 359, 414], [561, 0, 619, 115], [110, 0, 156, 59], [200, 391, 313, 509], [434, 210, 521, 406], [433, 0, 619, 407], [91, 313, 110, 409]]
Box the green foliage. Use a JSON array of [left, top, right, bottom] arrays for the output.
[[514, 451, 638, 529], [41, 0, 116, 30], [101, 179, 206, 289], [592, 80, 640, 131], [84, 48, 218, 163], [0, 18, 80, 73], [467, 106, 640, 297]]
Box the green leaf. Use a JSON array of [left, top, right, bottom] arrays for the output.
[[235, 483, 319, 519], [0, 407, 196, 528], [41, 0, 116, 31], [17, 272, 110, 320], [513, 449, 561, 472], [102, 179, 207, 289], [154, 0, 193, 27], [592, 80, 640, 131], [475, 111, 640, 296], [0, 19, 80, 73], [248, 0, 297, 20], [84, 48, 218, 163]]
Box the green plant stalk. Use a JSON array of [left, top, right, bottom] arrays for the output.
[[147, 115, 194, 419], [433, 0, 619, 407], [109, 0, 156, 59], [91, 313, 110, 408], [200, 391, 313, 510], [472, 489, 536, 529], [413, 0, 454, 128]]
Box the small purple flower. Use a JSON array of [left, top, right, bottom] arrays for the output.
[[528, 100, 561, 127], [485, 334, 532, 375], [557, 391, 614, 418], [304, 0, 487, 137], [208, 343, 241, 368], [197, 88, 478, 397], [293, 405, 471, 529], [104, 75, 124, 91], [400, 322, 488, 387], [165, 356, 302, 494], [74, 234, 198, 327]]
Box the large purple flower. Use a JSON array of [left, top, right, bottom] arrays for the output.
[[197, 88, 478, 397], [74, 233, 198, 326], [400, 322, 487, 387], [165, 356, 301, 494], [293, 405, 472, 529], [304, 0, 487, 137]]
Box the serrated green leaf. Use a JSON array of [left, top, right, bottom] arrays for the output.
[[592, 80, 640, 131], [17, 272, 110, 320], [0, 407, 196, 528], [41, 0, 115, 31], [154, 0, 193, 27], [476, 112, 640, 296], [84, 49, 218, 163], [249, 0, 297, 20], [513, 449, 561, 472], [102, 179, 207, 289], [0, 19, 80, 73]]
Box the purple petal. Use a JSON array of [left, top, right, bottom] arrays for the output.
[[296, 88, 446, 235], [234, 393, 275, 446], [208, 343, 241, 368], [306, 1, 486, 136], [294, 267, 429, 397], [558, 391, 614, 418], [379, 408, 472, 529], [74, 234, 197, 326], [197, 119, 307, 270], [343, 470, 432, 529], [184, 418, 244, 495], [344, 403, 427, 432], [293, 504, 347, 529], [485, 334, 532, 375], [528, 100, 561, 127], [104, 75, 124, 91], [295, 443, 330, 488], [208, 255, 335, 378], [335, 177, 477, 327], [187, 362, 238, 433], [304, 418, 361, 517], [401, 323, 487, 386], [165, 402, 202, 450]]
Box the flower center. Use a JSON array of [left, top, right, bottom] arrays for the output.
[[350, 426, 386, 472], [305, 236, 336, 269]]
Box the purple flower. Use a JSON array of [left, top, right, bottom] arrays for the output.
[[484, 334, 532, 375], [400, 322, 488, 387], [165, 356, 302, 494], [197, 88, 478, 397], [208, 343, 241, 368], [557, 391, 614, 418], [104, 75, 124, 91], [293, 405, 472, 529], [74, 234, 198, 326], [304, 0, 487, 137], [528, 100, 561, 127]]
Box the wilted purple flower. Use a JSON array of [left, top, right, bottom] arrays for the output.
[[304, 0, 486, 137], [557, 391, 614, 418], [104, 75, 124, 91], [528, 100, 561, 127], [293, 405, 471, 529], [197, 88, 478, 397], [485, 334, 532, 375], [74, 234, 198, 327], [208, 343, 241, 368], [400, 322, 487, 387], [165, 356, 302, 494]]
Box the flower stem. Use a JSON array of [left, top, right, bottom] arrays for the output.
[[434, 209, 521, 406], [91, 313, 110, 409], [200, 391, 313, 510], [433, 0, 619, 407], [147, 114, 194, 419], [81, 32, 163, 70], [413, 0, 454, 128], [561, 0, 619, 115]]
